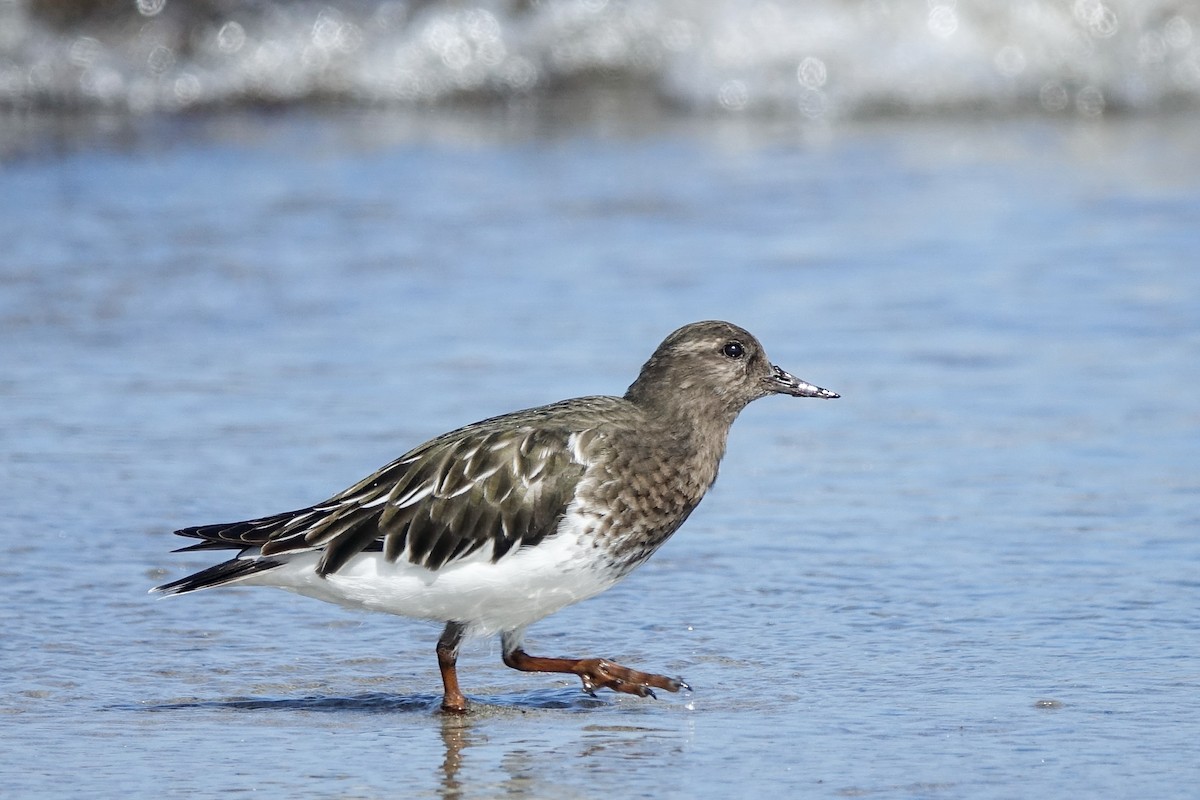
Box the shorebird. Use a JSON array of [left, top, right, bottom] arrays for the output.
[[154, 320, 838, 712]]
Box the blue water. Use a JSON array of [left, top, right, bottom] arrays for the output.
[[1, 108, 1198, 798]]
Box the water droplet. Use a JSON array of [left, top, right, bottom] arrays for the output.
[[1076, 85, 1105, 116], [994, 45, 1026, 77], [173, 73, 202, 107], [1074, 0, 1118, 39], [147, 45, 175, 76], [1164, 16, 1193, 49], [136, 0, 167, 18], [797, 56, 827, 89], [1039, 81, 1069, 112], [217, 21, 246, 54], [928, 5, 958, 39], [718, 79, 748, 111], [69, 37, 103, 68]]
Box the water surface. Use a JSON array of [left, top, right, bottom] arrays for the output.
[[1, 109, 1198, 798]]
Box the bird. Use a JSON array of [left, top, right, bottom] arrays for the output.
[[153, 320, 839, 713]]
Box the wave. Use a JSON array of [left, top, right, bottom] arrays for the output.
[[3, 0, 1199, 117]]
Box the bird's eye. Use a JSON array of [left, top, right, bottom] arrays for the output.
[[721, 341, 745, 360]]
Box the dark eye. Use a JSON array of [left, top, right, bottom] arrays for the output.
[[721, 341, 745, 360]]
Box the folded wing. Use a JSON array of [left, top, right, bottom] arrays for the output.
[[171, 424, 588, 575]]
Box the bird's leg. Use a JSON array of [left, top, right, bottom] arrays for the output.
[[436, 621, 469, 714], [499, 631, 689, 700]]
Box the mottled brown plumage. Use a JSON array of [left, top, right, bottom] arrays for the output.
[[155, 320, 838, 712]]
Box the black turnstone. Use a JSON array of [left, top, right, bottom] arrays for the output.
[[154, 320, 838, 713]]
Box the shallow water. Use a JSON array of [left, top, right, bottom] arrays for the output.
[[2, 108, 1199, 798]]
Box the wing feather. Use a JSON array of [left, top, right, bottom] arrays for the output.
[[170, 403, 617, 577], [314, 512, 383, 576]]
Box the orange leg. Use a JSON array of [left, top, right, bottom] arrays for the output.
[[500, 632, 689, 699], [436, 622, 469, 714]]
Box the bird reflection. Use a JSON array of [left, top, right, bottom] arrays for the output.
[[438, 713, 474, 799]]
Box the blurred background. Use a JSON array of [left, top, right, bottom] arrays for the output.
[[3, 0, 1200, 118], [2, 1, 1198, 798]]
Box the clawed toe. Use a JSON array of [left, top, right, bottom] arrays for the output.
[[502, 647, 688, 704], [574, 658, 687, 700]]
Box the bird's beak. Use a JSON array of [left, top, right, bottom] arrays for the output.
[[767, 364, 839, 398]]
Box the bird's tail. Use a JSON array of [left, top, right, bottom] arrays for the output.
[[151, 557, 280, 596]]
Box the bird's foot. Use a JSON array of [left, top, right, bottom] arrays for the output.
[[572, 658, 690, 699], [501, 647, 688, 701], [439, 690, 470, 715]]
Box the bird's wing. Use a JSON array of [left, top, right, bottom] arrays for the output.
[[172, 423, 590, 575]]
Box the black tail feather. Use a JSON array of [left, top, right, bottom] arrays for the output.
[[170, 508, 315, 552], [152, 557, 282, 596]]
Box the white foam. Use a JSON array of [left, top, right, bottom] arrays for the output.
[[3, 0, 1197, 116]]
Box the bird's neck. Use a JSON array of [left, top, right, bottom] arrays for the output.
[[622, 388, 738, 478], [625, 380, 743, 438]]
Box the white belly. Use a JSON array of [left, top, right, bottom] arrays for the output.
[[237, 527, 619, 635]]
